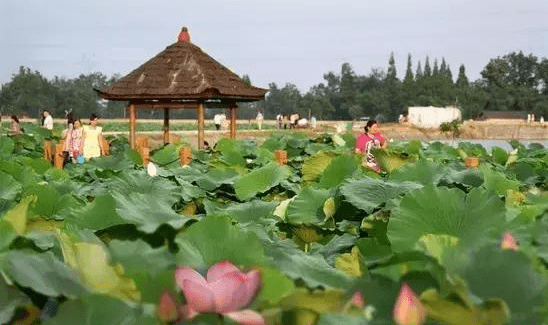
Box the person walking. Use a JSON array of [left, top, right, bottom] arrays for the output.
[[66, 118, 84, 163], [43, 110, 54, 130], [81, 114, 104, 160], [256, 111, 264, 130], [8, 115, 21, 136]]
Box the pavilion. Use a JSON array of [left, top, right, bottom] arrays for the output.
[[96, 27, 267, 149]]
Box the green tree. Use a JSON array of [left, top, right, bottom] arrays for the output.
[[456, 64, 469, 88], [423, 56, 432, 77], [0, 66, 56, 118]]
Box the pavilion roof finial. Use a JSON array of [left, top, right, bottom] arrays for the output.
[[178, 26, 191, 43]]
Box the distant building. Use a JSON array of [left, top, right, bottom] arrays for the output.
[[407, 106, 462, 128], [479, 111, 527, 121]]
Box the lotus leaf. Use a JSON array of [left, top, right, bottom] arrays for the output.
[[318, 154, 360, 188], [175, 215, 267, 269], [234, 162, 290, 201], [113, 192, 189, 233], [286, 186, 331, 224], [389, 159, 447, 186], [301, 150, 339, 183], [340, 178, 423, 214], [42, 294, 154, 325], [389, 186, 507, 253], [6, 250, 87, 297]]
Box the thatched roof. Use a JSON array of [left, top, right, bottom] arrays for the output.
[[97, 37, 267, 102]]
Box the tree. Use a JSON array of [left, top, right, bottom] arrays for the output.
[[456, 64, 469, 88], [423, 56, 432, 77], [404, 54, 414, 84], [263, 82, 301, 117], [415, 61, 423, 80], [0, 66, 56, 118]]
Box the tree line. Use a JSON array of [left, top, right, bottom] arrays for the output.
[[1, 51, 548, 122]]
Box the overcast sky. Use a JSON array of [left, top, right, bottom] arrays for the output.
[[1, 0, 547, 92]]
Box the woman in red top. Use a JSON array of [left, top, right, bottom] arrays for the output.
[[354, 120, 387, 173]]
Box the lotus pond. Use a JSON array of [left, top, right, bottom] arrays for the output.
[[1, 126, 548, 325]]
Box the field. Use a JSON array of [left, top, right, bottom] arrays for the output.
[[1, 121, 548, 324]]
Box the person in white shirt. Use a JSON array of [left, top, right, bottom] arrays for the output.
[[256, 111, 264, 130], [43, 110, 54, 130], [213, 114, 223, 130]]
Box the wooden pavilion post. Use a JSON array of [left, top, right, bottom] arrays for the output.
[[163, 107, 170, 145], [197, 101, 205, 149], [128, 102, 136, 149], [230, 104, 238, 139]]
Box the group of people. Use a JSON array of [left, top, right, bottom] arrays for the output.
[[61, 113, 105, 164], [275, 113, 309, 129], [5, 110, 104, 164]]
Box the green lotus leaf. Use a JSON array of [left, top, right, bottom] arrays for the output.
[[318, 155, 360, 188], [278, 288, 345, 314], [262, 235, 351, 289], [313, 234, 356, 265], [42, 294, 154, 325], [0, 137, 15, 158], [194, 168, 240, 191], [387, 185, 506, 253], [113, 192, 190, 233], [464, 246, 546, 323], [335, 246, 364, 277], [151, 143, 184, 167], [27, 157, 52, 175], [317, 313, 370, 325], [302, 151, 339, 183], [441, 168, 484, 188], [389, 158, 447, 185], [23, 183, 79, 219], [340, 178, 423, 214], [175, 215, 267, 269], [0, 219, 17, 251], [2, 195, 34, 235], [355, 237, 393, 266], [491, 146, 509, 165], [415, 233, 460, 262], [107, 172, 180, 205], [353, 274, 400, 320], [423, 141, 461, 161], [6, 251, 87, 297], [0, 275, 31, 325], [23, 230, 56, 250], [371, 147, 416, 173], [421, 288, 509, 325], [257, 266, 296, 305], [305, 143, 333, 155], [208, 200, 278, 225], [57, 234, 141, 301], [234, 162, 290, 201], [0, 172, 21, 201], [480, 165, 520, 196], [65, 194, 126, 230], [507, 162, 539, 185], [108, 239, 176, 278], [286, 187, 331, 224]]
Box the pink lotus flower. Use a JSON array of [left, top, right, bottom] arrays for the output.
[[393, 282, 427, 325], [156, 290, 178, 322], [351, 290, 365, 308], [501, 231, 518, 251], [175, 261, 265, 325]]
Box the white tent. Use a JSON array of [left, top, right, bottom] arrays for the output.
[[407, 106, 462, 128]]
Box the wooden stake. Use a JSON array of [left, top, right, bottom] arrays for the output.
[[275, 150, 287, 165], [197, 101, 205, 149], [128, 103, 136, 149], [180, 146, 192, 165], [230, 104, 237, 139], [163, 107, 170, 145]]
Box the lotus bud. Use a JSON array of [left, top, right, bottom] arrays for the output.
[[156, 290, 178, 322], [501, 231, 518, 251], [393, 282, 427, 325], [147, 162, 157, 177], [351, 290, 365, 308]]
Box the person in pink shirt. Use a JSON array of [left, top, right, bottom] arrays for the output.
[[354, 120, 387, 173]]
